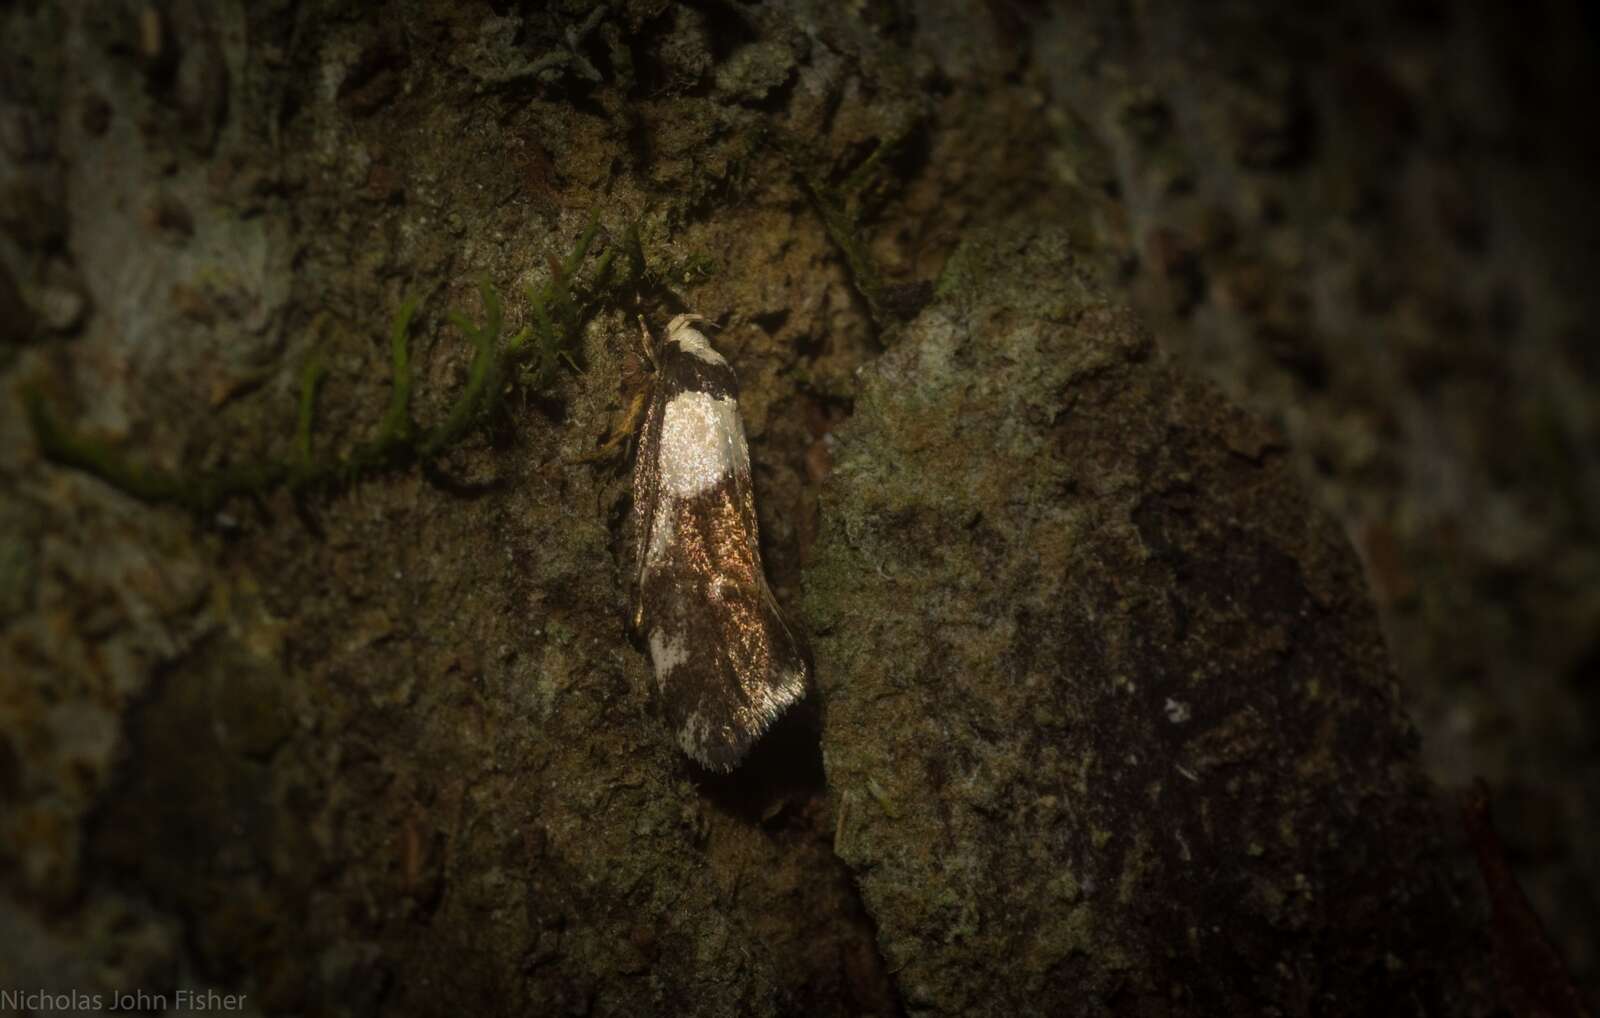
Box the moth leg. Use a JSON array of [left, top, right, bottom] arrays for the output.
[[581, 386, 651, 462], [628, 587, 646, 641], [576, 319, 659, 463], [636, 314, 659, 370]]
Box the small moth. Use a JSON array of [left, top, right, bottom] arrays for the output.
[[631, 313, 809, 770]]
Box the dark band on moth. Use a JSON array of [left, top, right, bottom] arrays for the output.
[[658, 349, 737, 401], [631, 314, 809, 770]]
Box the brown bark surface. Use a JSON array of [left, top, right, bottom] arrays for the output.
[[2, 2, 1592, 1014]]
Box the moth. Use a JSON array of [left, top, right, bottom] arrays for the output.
[[630, 313, 809, 770]]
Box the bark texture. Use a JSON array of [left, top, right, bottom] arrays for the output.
[[807, 224, 1489, 1015], [0, 1, 1591, 1015], [1032, 3, 1600, 992]]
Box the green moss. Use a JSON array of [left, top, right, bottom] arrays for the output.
[[659, 252, 718, 289], [797, 126, 919, 331], [865, 777, 900, 819], [24, 214, 644, 515], [0, 497, 41, 621], [803, 171, 887, 325], [24, 387, 290, 511]]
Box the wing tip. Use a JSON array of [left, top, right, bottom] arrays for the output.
[[676, 659, 810, 772]]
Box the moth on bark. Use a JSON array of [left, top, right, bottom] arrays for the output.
[[630, 314, 809, 770]]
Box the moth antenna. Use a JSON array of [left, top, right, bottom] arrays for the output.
[[669, 312, 720, 332], [637, 314, 659, 370]]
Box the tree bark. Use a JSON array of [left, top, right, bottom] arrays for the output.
[[3, 1, 1592, 1015]]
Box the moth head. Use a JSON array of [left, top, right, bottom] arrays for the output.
[[666, 313, 715, 339]]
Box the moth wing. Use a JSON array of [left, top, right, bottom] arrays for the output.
[[719, 410, 810, 694], [644, 406, 809, 770], [688, 415, 810, 764], [629, 379, 668, 636], [632, 335, 810, 770]]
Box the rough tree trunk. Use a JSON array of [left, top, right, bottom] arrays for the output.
[[2, 2, 1593, 1016]]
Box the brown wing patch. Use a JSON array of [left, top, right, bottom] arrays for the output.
[[638, 475, 808, 770]]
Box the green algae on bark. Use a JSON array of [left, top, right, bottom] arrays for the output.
[[22, 219, 624, 515]]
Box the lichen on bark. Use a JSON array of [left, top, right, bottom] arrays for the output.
[[807, 223, 1492, 1014]]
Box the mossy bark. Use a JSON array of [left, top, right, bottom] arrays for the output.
[[2, 1, 1587, 1015], [808, 224, 1490, 1014]]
